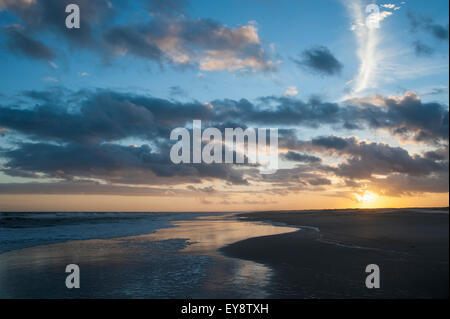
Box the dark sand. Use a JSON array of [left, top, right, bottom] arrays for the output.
[[221, 208, 449, 298]]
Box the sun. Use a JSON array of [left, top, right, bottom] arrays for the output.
[[355, 191, 378, 204]]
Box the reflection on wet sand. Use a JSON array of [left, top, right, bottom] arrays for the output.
[[141, 214, 298, 298], [0, 214, 297, 298], [143, 214, 298, 255]]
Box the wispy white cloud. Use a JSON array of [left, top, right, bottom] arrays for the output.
[[343, 0, 399, 98], [49, 61, 58, 69], [283, 86, 298, 96], [41, 76, 59, 83], [345, 0, 382, 96]]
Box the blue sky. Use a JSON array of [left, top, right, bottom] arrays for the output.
[[0, 0, 447, 103], [0, 0, 448, 211]]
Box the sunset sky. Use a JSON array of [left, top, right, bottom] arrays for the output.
[[0, 0, 448, 211]]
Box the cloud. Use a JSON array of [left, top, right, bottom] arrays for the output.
[[0, 89, 215, 144], [293, 46, 342, 76], [300, 136, 447, 179], [408, 12, 449, 41], [344, 91, 449, 143], [380, 4, 396, 9], [423, 87, 449, 96], [103, 17, 276, 72], [307, 177, 331, 186], [413, 40, 434, 56], [1, 0, 275, 73], [103, 25, 163, 60], [424, 148, 449, 161], [0, 90, 340, 145], [22, 89, 63, 102], [168, 86, 187, 97], [281, 151, 322, 163], [3, 25, 54, 60], [344, 0, 382, 95], [0, 180, 194, 196], [377, 11, 393, 23], [0, 88, 447, 197], [1, 0, 114, 45], [1, 142, 249, 186], [372, 173, 449, 196], [283, 86, 298, 96], [275, 134, 448, 195], [0, 90, 447, 146], [0, 89, 447, 199], [41, 76, 59, 82], [311, 136, 350, 150]]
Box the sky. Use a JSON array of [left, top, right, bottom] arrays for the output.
[[0, 0, 448, 212]]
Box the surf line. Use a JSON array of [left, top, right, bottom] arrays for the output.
[[181, 303, 215, 317]]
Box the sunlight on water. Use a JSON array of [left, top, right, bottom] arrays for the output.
[[143, 214, 297, 255]]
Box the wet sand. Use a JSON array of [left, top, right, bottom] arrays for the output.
[[221, 208, 449, 298]]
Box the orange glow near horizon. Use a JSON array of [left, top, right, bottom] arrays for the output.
[[0, 192, 448, 212]]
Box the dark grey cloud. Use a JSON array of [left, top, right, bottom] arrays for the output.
[[408, 12, 449, 41], [275, 134, 449, 194], [424, 87, 449, 96], [1, 142, 248, 186], [311, 136, 349, 150], [21, 89, 64, 103], [424, 148, 449, 161], [281, 151, 321, 163], [0, 89, 214, 144], [168, 86, 187, 97], [262, 130, 448, 194], [413, 40, 434, 56], [307, 177, 331, 186], [345, 92, 449, 143], [407, 12, 449, 56], [103, 25, 163, 60], [0, 90, 447, 146], [0, 89, 448, 196], [0, 90, 341, 144], [293, 46, 342, 76], [302, 136, 448, 179], [3, 25, 54, 60], [212, 96, 340, 127]]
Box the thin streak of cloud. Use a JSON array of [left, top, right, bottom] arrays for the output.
[[344, 0, 382, 96]]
